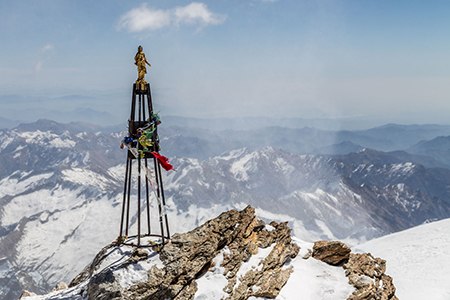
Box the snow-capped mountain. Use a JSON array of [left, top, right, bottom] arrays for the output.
[[165, 147, 450, 239], [1, 120, 450, 298], [0, 120, 125, 297]]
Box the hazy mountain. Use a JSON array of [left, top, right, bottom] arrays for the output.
[[387, 150, 449, 169], [0, 107, 119, 127], [314, 140, 364, 155], [408, 135, 450, 167], [361, 123, 450, 149], [0, 117, 22, 130], [2, 120, 450, 298], [159, 121, 450, 159]]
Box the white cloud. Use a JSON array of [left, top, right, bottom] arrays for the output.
[[34, 60, 43, 72], [41, 44, 54, 53], [174, 2, 226, 26], [118, 2, 226, 32], [34, 44, 54, 72], [118, 4, 171, 32]]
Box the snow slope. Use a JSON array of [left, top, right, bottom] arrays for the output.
[[355, 218, 450, 300]]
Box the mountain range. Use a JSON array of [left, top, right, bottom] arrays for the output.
[[1, 119, 450, 299]]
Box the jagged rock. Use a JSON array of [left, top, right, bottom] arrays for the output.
[[23, 206, 401, 300], [312, 240, 351, 266], [344, 253, 398, 300], [122, 248, 149, 266], [302, 249, 312, 259], [70, 205, 299, 300], [125, 205, 299, 300], [18, 290, 37, 298], [87, 268, 123, 300], [51, 282, 68, 292]]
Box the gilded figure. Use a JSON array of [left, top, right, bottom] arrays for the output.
[[135, 45, 151, 89]]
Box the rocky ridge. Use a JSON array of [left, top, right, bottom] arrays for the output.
[[70, 205, 300, 300], [313, 240, 398, 300], [21, 206, 398, 300]]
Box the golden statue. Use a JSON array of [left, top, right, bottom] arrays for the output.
[[135, 46, 151, 89]]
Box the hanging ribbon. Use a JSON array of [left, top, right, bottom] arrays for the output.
[[151, 152, 175, 171]]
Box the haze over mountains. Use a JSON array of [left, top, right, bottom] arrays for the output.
[[1, 118, 450, 299]]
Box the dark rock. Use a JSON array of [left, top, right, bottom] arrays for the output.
[[312, 240, 351, 266], [87, 269, 122, 300]]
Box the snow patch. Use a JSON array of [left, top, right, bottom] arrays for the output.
[[0, 172, 54, 199], [62, 168, 111, 189], [230, 152, 257, 181], [235, 244, 275, 281], [278, 238, 355, 300], [194, 248, 228, 300]]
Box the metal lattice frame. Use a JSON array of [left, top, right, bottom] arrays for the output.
[[118, 83, 170, 247]]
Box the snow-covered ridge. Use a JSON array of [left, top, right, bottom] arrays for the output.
[[355, 218, 450, 300], [22, 207, 359, 300]]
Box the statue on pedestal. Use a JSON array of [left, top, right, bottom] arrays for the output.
[[135, 45, 151, 89], [117, 46, 171, 247]]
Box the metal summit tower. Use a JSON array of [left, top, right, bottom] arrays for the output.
[[117, 46, 171, 247]]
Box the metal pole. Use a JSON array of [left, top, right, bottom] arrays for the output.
[[137, 156, 141, 245], [119, 157, 130, 238], [125, 156, 133, 236], [157, 162, 170, 239], [145, 158, 151, 234], [152, 156, 164, 241], [155, 160, 165, 243], [137, 89, 143, 246], [131, 84, 137, 121]]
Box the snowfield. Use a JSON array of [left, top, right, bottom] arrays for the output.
[[355, 218, 450, 300]]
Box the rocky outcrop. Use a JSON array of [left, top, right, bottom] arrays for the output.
[[18, 281, 67, 299], [72, 205, 300, 300], [313, 240, 398, 300], [50, 282, 68, 292], [18, 290, 37, 299], [312, 240, 351, 266], [344, 253, 398, 300], [25, 207, 400, 300]]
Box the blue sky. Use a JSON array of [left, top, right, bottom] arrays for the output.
[[1, 0, 450, 127]]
